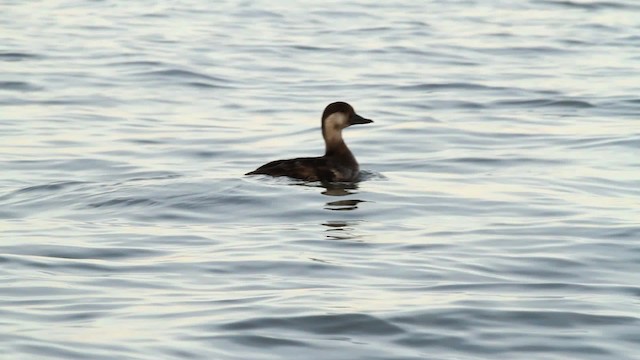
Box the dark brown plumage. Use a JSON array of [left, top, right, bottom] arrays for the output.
[[246, 102, 373, 182]]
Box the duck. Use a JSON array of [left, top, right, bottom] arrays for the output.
[[246, 101, 373, 182]]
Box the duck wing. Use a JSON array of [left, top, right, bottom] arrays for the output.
[[246, 157, 336, 182]]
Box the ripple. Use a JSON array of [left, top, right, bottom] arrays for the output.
[[6, 158, 129, 172], [391, 308, 639, 329], [494, 98, 595, 108], [132, 69, 229, 83], [0, 81, 42, 91], [397, 82, 509, 92], [220, 313, 406, 336], [116, 171, 182, 183], [447, 156, 564, 166], [107, 60, 166, 67], [0, 244, 163, 260], [218, 334, 307, 348], [540, 0, 635, 10], [87, 197, 158, 209], [185, 81, 224, 89], [0, 254, 116, 273], [287, 45, 335, 52], [0, 52, 40, 61], [128, 68, 234, 89], [479, 46, 572, 55], [565, 134, 640, 149], [0, 96, 122, 106], [0, 181, 90, 204], [15, 181, 88, 194]]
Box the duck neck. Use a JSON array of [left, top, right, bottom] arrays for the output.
[[323, 128, 353, 159]]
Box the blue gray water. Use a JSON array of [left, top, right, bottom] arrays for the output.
[[2, 0, 640, 359]]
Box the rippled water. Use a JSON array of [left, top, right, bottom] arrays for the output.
[[2, 1, 640, 359]]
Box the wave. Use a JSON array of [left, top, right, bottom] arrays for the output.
[[493, 98, 595, 108]]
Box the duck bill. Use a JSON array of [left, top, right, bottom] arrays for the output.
[[351, 113, 373, 125]]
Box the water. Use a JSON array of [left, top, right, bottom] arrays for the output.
[[2, 0, 639, 359]]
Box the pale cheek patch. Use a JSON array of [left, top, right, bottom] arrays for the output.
[[325, 113, 348, 129]]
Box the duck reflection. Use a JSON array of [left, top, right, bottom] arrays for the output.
[[325, 199, 364, 211], [322, 220, 362, 240], [320, 181, 358, 196], [288, 179, 368, 239], [291, 179, 366, 210], [320, 181, 366, 210], [320, 182, 366, 240]]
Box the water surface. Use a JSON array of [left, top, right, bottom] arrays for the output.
[[2, 1, 639, 359]]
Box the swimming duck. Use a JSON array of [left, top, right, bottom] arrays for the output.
[[246, 101, 373, 182]]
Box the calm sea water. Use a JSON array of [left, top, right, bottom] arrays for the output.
[[2, 1, 639, 359]]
